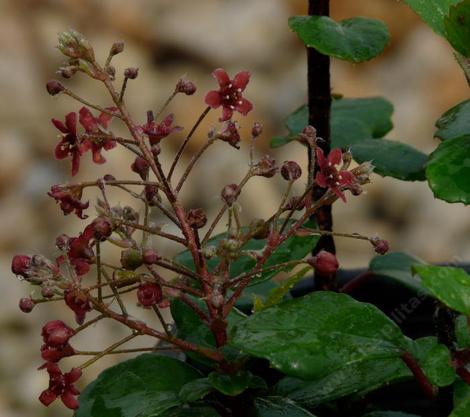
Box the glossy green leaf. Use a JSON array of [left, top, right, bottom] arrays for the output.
[[179, 378, 212, 403], [351, 139, 427, 181], [255, 397, 317, 417], [289, 16, 390, 62], [175, 221, 318, 287], [426, 135, 470, 204], [413, 265, 470, 314], [276, 357, 411, 407], [369, 252, 426, 293], [455, 315, 470, 348], [231, 292, 408, 380], [76, 354, 201, 417], [435, 99, 470, 141], [451, 380, 470, 417], [362, 412, 421, 417], [445, 0, 470, 57], [271, 97, 393, 149], [167, 405, 221, 417], [402, 0, 461, 36], [413, 337, 455, 387], [208, 370, 266, 396]]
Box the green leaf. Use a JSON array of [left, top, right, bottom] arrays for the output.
[[412, 337, 455, 387], [402, 0, 461, 36], [286, 105, 309, 135], [426, 135, 470, 204], [179, 378, 212, 403], [288, 16, 390, 63], [270, 135, 291, 148], [435, 99, 470, 141], [231, 292, 408, 380], [76, 354, 201, 417], [255, 397, 317, 417], [208, 370, 266, 396], [254, 267, 310, 312], [413, 265, 470, 314], [361, 412, 421, 417], [445, 0, 470, 57], [276, 357, 411, 407], [351, 139, 427, 181], [455, 315, 470, 348], [451, 380, 470, 417], [167, 405, 221, 417], [175, 221, 319, 287], [369, 252, 426, 293]]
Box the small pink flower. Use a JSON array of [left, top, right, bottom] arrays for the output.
[[137, 283, 163, 307], [52, 112, 82, 176], [205, 68, 253, 121], [142, 113, 182, 145], [315, 148, 355, 202], [79, 107, 117, 164], [48, 185, 89, 219], [39, 363, 82, 410]]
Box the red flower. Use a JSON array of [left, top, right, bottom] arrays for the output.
[[315, 148, 355, 202], [11, 255, 32, 278], [59, 225, 95, 277], [39, 363, 82, 410], [42, 320, 75, 347], [64, 289, 92, 325], [142, 113, 182, 145], [137, 283, 163, 307], [205, 68, 253, 121], [41, 343, 75, 363], [52, 112, 82, 176], [79, 107, 117, 164], [48, 185, 89, 219]]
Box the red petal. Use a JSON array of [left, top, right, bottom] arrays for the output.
[[54, 141, 69, 159], [39, 389, 57, 406], [65, 368, 82, 384], [71, 150, 81, 176], [103, 140, 117, 151], [332, 187, 347, 202], [80, 139, 92, 153], [79, 107, 97, 132], [65, 113, 77, 136], [61, 390, 79, 410], [315, 147, 326, 167], [220, 106, 233, 122], [52, 118, 68, 134], [315, 172, 328, 188], [92, 145, 106, 164], [98, 111, 113, 128], [162, 114, 174, 126], [205, 91, 222, 108], [339, 170, 354, 185], [212, 68, 230, 87], [235, 98, 253, 115], [233, 71, 251, 91], [328, 148, 343, 166]]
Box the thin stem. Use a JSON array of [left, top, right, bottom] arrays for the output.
[[74, 315, 105, 334], [74, 346, 181, 356], [168, 106, 211, 181], [114, 219, 186, 245], [63, 89, 122, 119], [102, 269, 128, 316], [97, 242, 102, 302], [272, 181, 294, 231], [156, 91, 177, 119], [152, 305, 171, 337], [400, 351, 437, 399], [118, 77, 129, 103]]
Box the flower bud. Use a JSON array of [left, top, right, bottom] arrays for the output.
[[57, 29, 95, 61], [131, 156, 149, 180], [42, 320, 75, 347], [251, 122, 263, 138], [58, 66, 77, 79], [122, 206, 139, 222], [151, 144, 161, 158], [124, 67, 139, 79], [137, 283, 163, 307], [371, 237, 390, 255], [249, 219, 269, 240], [221, 184, 240, 206], [12, 255, 32, 278], [217, 121, 240, 149], [106, 65, 116, 79], [142, 248, 160, 265], [186, 208, 207, 229], [281, 161, 302, 181], [299, 125, 317, 144], [55, 234, 70, 250], [110, 40, 125, 56], [120, 249, 143, 270], [144, 184, 159, 205], [19, 297, 35, 313], [90, 217, 113, 241], [46, 80, 65, 96], [175, 79, 197, 95], [103, 174, 116, 182], [308, 250, 339, 275], [253, 155, 278, 178], [41, 287, 55, 298]]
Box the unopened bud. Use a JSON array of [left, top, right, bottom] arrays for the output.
[[120, 249, 143, 271], [144, 184, 159, 205], [254, 155, 278, 178], [55, 234, 70, 250], [251, 122, 263, 138], [12, 255, 32, 278], [103, 174, 116, 182], [41, 287, 55, 299], [175, 79, 197, 95], [221, 184, 240, 206], [124, 67, 139, 79], [19, 297, 35, 313], [90, 217, 113, 241], [308, 250, 339, 275], [142, 248, 160, 265], [186, 208, 207, 229], [110, 40, 125, 56], [137, 283, 163, 307], [131, 156, 149, 180], [106, 65, 116, 79], [58, 66, 77, 79], [299, 125, 317, 144], [151, 144, 161, 158], [46, 80, 65, 96], [281, 161, 302, 181], [371, 237, 390, 255]]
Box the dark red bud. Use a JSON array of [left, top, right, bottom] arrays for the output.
[[175, 79, 197, 95], [19, 297, 35, 313], [254, 155, 278, 178], [103, 174, 116, 182], [251, 122, 263, 138], [120, 249, 143, 270], [137, 283, 163, 307], [42, 320, 75, 347], [151, 144, 161, 157], [221, 184, 240, 206], [124, 67, 139, 79], [308, 250, 339, 275], [55, 234, 70, 250], [46, 80, 65, 96], [91, 217, 113, 240], [142, 248, 160, 265], [11, 255, 32, 278], [371, 238, 390, 255], [131, 156, 149, 180], [144, 184, 159, 205], [186, 208, 207, 229], [281, 161, 302, 181]]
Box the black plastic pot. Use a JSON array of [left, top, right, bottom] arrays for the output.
[[290, 264, 470, 417]]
